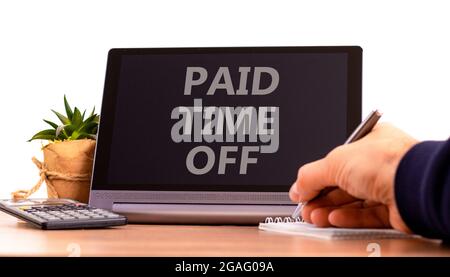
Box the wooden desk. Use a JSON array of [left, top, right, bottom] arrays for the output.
[[0, 212, 449, 257]]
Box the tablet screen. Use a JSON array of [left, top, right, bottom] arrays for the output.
[[93, 47, 361, 192]]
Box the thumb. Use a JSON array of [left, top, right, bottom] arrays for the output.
[[295, 158, 337, 202]]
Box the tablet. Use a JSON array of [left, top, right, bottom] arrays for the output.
[[89, 46, 362, 223]]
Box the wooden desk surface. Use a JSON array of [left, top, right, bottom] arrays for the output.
[[1, 213, 449, 257]]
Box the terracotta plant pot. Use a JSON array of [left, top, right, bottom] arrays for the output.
[[42, 139, 96, 203]]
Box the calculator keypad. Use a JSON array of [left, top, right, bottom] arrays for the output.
[[21, 204, 121, 221]]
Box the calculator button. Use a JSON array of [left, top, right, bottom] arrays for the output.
[[75, 214, 88, 218], [92, 209, 118, 216], [47, 218, 62, 221], [66, 212, 80, 216], [91, 215, 106, 219], [60, 214, 75, 218], [83, 213, 97, 217], [48, 212, 64, 217], [43, 215, 59, 219], [105, 214, 120, 218], [76, 215, 91, 219], [101, 211, 117, 216], [31, 212, 47, 217], [26, 214, 46, 222]]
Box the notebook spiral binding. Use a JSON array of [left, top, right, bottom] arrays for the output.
[[264, 216, 304, 223]]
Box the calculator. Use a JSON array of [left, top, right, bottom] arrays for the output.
[[0, 198, 127, 230]]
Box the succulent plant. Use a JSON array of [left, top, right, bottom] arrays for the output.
[[29, 95, 99, 141]]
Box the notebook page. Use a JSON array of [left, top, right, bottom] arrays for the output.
[[259, 221, 417, 240]]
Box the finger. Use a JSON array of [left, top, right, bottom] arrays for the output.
[[289, 182, 300, 202], [309, 207, 336, 227], [308, 201, 367, 227], [295, 158, 336, 202], [340, 200, 382, 209], [301, 189, 359, 222], [328, 205, 391, 228]]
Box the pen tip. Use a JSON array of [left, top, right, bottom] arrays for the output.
[[292, 205, 302, 218]]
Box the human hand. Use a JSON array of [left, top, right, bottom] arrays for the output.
[[289, 123, 418, 232]]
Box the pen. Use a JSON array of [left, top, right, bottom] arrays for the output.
[[291, 109, 383, 219]]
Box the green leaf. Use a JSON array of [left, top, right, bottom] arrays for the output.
[[76, 132, 91, 139], [78, 121, 98, 134], [52, 110, 70, 125], [72, 107, 82, 128], [63, 124, 75, 136], [28, 129, 56, 142], [28, 134, 56, 141], [81, 109, 86, 121], [32, 129, 56, 136], [90, 107, 96, 117], [71, 130, 80, 140], [43, 119, 58, 129], [60, 129, 69, 140], [64, 95, 73, 120], [83, 114, 97, 124]]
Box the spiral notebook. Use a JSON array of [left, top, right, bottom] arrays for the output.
[[259, 217, 417, 240]]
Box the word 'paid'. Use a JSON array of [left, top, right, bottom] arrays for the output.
[[184, 67, 279, 95]]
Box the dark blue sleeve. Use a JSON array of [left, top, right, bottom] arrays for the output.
[[395, 139, 450, 241]]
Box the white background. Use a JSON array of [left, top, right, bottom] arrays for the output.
[[0, 0, 449, 198]]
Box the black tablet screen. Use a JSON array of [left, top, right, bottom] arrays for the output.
[[104, 51, 351, 190]]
